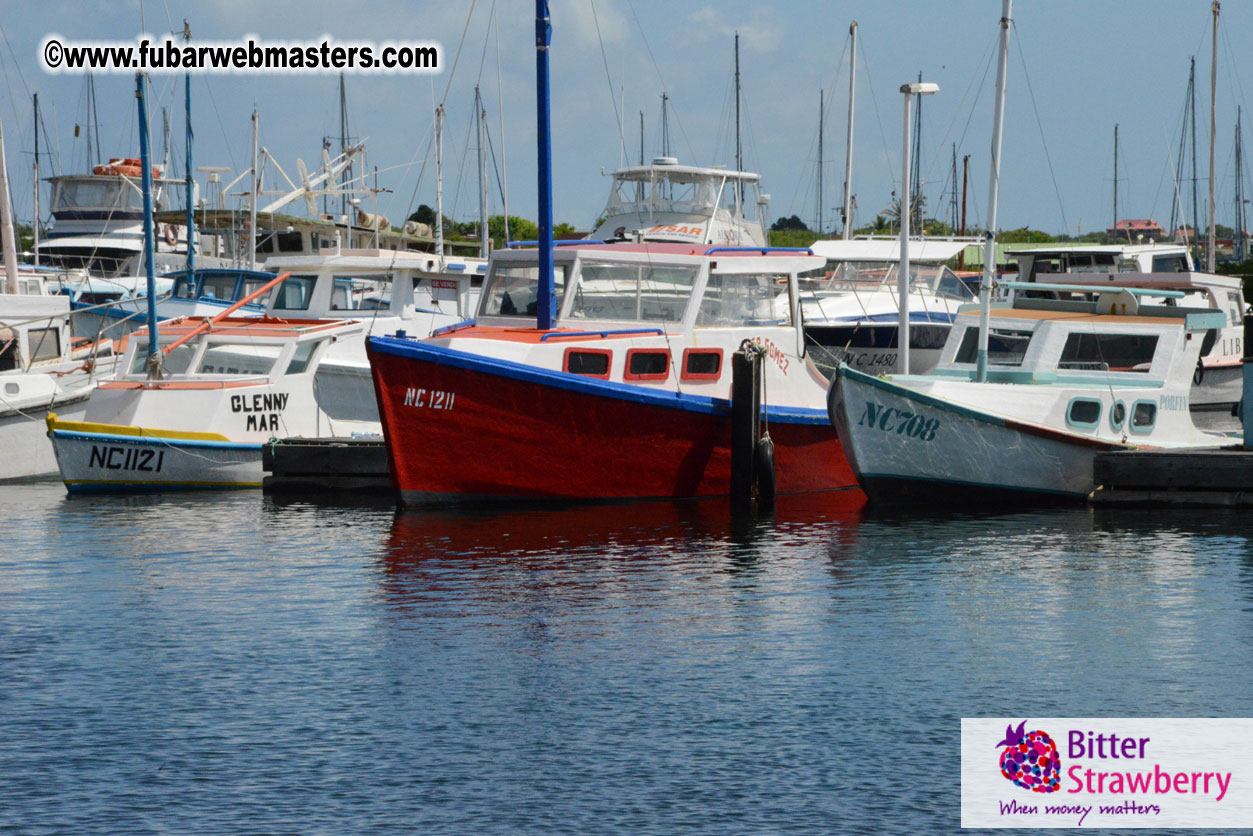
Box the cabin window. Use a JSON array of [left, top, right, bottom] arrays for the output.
[[130, 341, 196, 375], [697, 273, 790, 326], [1131, 399, 1157, 433], [1228, 292, 1244, 326], [198, 345, 280, 376], [1110, 400, 1127, 431], [1058, 333, 1158, 373], [240, 276, 272, 300], [1066, 397, 1102, 429], [567, 261, 697, 323], [197, 272, 239, 300], [276, 231, 304, 253], [563, 348, 611, 379], [681, 348, 723, 380], [624, 348, 670, 381], [1151, 254, 1188, 273], [954, 327, 1033, 366], [479, 263, 568, 318], [285, 341, 317, 375], [26, 328, 61, 363], [273, 275, 317, 310], [0, 335, 16, 372]]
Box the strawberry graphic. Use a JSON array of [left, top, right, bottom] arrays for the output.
[[996, 720, 1061, 793]]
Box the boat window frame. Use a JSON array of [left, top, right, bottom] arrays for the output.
[[562, 347, 612, 380], [680, 347, 723, 381], [623, 347, 671, 381], [1065, 397, 1103, 430], [1109, 399, 1127, 431], [1130, 399, 1157, 434]]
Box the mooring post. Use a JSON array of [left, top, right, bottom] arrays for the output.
[[1243, 313, 1253, 450], [731, 341, 763, 513]]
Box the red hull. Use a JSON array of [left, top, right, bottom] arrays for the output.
[[370, 346, 859, 503]]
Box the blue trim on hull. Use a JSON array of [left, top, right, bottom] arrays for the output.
[[368, 335, 829, 425], [51, 429, 262, 452]]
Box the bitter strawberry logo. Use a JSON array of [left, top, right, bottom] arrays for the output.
[[996, 720, 1061, 793]]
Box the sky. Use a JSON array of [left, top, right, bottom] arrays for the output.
[[2, 0, 1251, 241]]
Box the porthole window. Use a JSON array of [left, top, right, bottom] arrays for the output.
[[1131, 400, 1157, 434], [1066, 397, 1102, 429], [624, 348, 670, 381], [563, 348, 611, 379], [1110, 400, 1127, 431], [681, 348, 722, 381]]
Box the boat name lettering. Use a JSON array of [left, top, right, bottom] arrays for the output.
[[87, 445, 165, 472], [231, 393, 289, 413], [403, 387, 456, 410], [645, 223, 702, 238], [838, 350, 897, 369], [857, 401, 940, 441], [1159, 394, 1188, 412], [750, 336, 790, 375], [431, 279, 458, 290]]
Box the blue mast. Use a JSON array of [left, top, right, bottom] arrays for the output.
[[184, 20, 194, 271], [535, 0, 555, 330], [136, 74, 160, 378]]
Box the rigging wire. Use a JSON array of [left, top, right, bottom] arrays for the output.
[[589, 0, 628, 165], [1010, 20, 1068, 235]]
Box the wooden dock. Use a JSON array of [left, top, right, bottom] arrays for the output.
[[1091, 447, 1253, 506], [262, 437, 392, 495]]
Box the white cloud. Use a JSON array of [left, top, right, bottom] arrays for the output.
[[550, 0, 629, 53], [687, 6, 782, 53]]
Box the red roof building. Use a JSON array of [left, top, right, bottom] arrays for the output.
[[1107, 218, 1165, 239]]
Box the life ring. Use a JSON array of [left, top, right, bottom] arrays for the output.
[[164, 224, 178, 247]]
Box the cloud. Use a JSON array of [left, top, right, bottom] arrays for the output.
[[550, 0, 629, 53], [687, 6, 783, 53]]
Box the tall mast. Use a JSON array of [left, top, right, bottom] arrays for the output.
[[1236, 107, 1246, 261], [950, 143, 958, 230], [911, 72, 923, 231], [817, 89, 823, 236], [0, 111, 18, 293], [734, 32, 743, 203], [661, 93, 669, 158], [976, 0, 1012, 383], [1113, 123, 1119, 235], [476, 85, 489, 259], [339, 73, 350, 220], [534, 0, 556, 330], [249, 109, 258, 271], [959, 154, 969, 269], [161, 107, 171, 178], [637, 110, 644, 203], [841, 20, 857, 240], [1208, 0, 1218, 272], [435, 105, 444, 267], [1190, 59, 1199, 260], [136, 74, 160, 378], [32, 93, 39, 267], [183, 20, 194, 271]]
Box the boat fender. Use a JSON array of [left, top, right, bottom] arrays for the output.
[[755, 432, 776, 510], [1194, 363, 1204, 386], [164, 224, 178, 246], [1200, 328, 1218, 358]]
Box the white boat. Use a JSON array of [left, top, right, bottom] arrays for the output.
[[589, 157, 768, 247], [829, 287, 1232, 503], [263, 247, 484, 423], [0, 294, 118, 480], [1006, 243, 1246, 409], [799, 236, 980, 377], [46, 315, 371, 492]]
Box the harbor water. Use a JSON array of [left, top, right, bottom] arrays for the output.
[[3, 481, 1252, 833]]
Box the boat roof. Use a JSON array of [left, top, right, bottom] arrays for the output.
[[1006, 243, 1188, 257], [498, 241, 824, 271], [266, 248, 485, 273], [608, 163, 761, 184], [134, 316, 362, 341], [809, 237, 973, 263], [957, 300, 1225, 331]]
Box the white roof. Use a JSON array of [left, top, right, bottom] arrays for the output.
[[809, 238, 971, 263]]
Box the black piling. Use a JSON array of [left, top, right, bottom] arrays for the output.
[[1244, 313, 1253, 450], [731, 341, 763, 514]]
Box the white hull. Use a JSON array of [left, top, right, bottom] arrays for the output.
[[0, 395, 90, 480], [831, 367, 1121, 501], [49, 428, 262, 492]]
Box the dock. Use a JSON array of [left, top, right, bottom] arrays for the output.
[[1091, 447, 1253, 506], [262, 437, 392, 495]]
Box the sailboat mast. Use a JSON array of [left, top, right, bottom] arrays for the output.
[[535, 0, 556, 330], [734, 32, 743, 204], [136, 74, 160, 378], [476, 86, 489, 259], [1236, 108, 1246, 261], [435, 105, 444, 267], [1113, 123, 1119, 235], [0, 112, 18, 293], [817, 89, 823, 236], [184, 20, 194, 272], [32, 93, 39, 267], [976, 0, 1012, 383], [249, 109, 258, 271], [1208, 0, 1218, 272], [842, 20, 857, 240], [339, 73, 349, 220], [1190, 58, 1198, 261]]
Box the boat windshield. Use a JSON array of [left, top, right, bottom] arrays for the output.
[[567, 260, 698, 322], [479, 262, 569, 318], [54, 179, 143, 212], [954, 326, 1033, 367], [696, 273, 791, 327], [604, 173, 721, 218], [800, 262, 973, 302]]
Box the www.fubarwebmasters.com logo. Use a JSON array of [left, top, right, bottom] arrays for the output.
[[996, 720, 1061, 793]]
